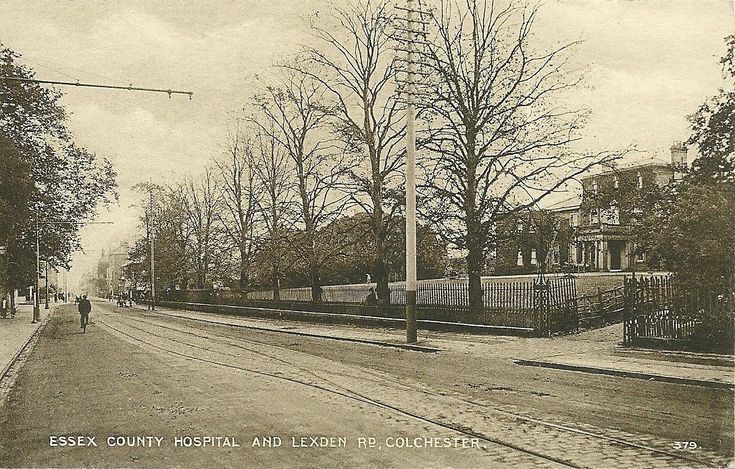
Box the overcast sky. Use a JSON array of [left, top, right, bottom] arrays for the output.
[[1, 0, 732, 287]]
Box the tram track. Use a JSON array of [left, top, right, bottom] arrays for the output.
[[97, 309, 725, 468], [97, 314, 581, 468], [118, 309, 729, 467]]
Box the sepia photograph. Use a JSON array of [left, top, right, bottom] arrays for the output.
[[0, 0, 733, 467]]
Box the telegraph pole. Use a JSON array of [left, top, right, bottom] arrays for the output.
[[32, 214, 40, 323], [404, 0, 418, 344], [149, 190, 156, 311], [44, 260, 49, 309], [396, 0, 428, 343]]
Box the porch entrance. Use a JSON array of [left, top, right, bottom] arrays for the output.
[[608, 241, 624, 271]]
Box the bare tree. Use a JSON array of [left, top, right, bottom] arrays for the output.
[[183, 167, 222, 289], [301, 0, 406, 302], [251, 127, 294, 300], [251, 69, 352, 301], [131, 182, 190, 292], [419, 0, 620, 310], [213, 125, 261, 291]]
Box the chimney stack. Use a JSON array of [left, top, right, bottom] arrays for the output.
[[670, 141, 688, 168]]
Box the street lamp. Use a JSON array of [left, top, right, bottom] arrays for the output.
[[44, 260, 50, 310], [0, 245, 7, 317], [32, 215, 40, 323]]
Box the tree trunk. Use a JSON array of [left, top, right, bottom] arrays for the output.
[[238, 246, 249, 292], [272, 263, 280, 301], [466, 244, 484, 319], [369, 165, 390, 304], [310, 265, 322, 302], [373, 253, 390, 304], [464, 135, 482, 317]]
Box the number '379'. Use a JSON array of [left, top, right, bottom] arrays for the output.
[[673, 441, 698, 450]]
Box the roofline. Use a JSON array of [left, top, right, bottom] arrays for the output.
[[587, 161, 672, 178], [582, 161, 672, 180]]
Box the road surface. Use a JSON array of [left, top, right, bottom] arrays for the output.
[[0, 302, 731, 468]]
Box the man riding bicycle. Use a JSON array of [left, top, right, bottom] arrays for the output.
[[78, 294, 91, 332]]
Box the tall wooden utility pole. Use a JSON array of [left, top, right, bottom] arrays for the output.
[[149, 190, 156, 311], [32, 215, 40, 323], [396, 0, 428, 343], [404, 0, 418, 344], [44, 260, 49, 309]]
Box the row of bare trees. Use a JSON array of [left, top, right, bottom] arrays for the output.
[[128, 0, 622, 310]]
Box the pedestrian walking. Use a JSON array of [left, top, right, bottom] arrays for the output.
[[77, 294, 91, 332]]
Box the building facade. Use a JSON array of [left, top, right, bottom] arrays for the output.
[[495, 142, 687, 274]]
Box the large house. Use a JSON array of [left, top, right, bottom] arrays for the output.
[[495, 142, 687, 274]]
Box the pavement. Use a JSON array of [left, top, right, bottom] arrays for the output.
[[0, 303, 44, 377], [0, 302, 57, 405], [135, 302, 735, 390]]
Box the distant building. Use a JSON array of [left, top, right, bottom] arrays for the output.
[[85, 242, 131, 297], [494, 142, 687, 274], [105, 242, 129, 295]]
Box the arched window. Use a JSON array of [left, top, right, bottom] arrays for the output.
[[517, 250, 524, 266]]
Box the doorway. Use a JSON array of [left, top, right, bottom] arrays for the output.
[[608, 241, 624, 271]]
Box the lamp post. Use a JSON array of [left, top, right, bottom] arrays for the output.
[[0, 245, 7, 317], [44, 260, 50, 309], [32, 215, 40, 323], [145, 189, 157, 311]]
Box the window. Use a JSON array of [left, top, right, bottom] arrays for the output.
[[637, 172, 643, 189], [570, 213, 579, 227], [636, 250, 646, 263], [633, 243, 646, 263], [530, 249, 537, 265], [516, 221, 523, 233], [517, 250, 524, 266], [590, 209, 599, 224], [528, 223, 536, 234], [592, 179, 598, 194], [613, 176, 619, 189], [610, 206, 620, 224], [605, 200, 620, 225]]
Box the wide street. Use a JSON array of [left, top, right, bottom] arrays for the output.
[[0, 302, 731, 468]]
